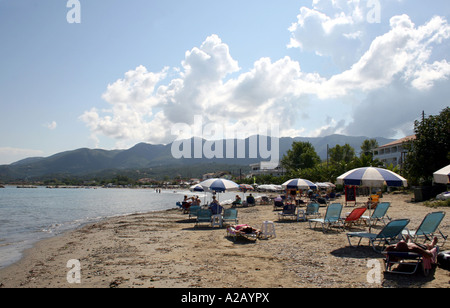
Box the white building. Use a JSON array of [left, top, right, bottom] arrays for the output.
[[249, 161, 284, 177], [373, 135, 416, 168]]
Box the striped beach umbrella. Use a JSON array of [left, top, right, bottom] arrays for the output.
[[337, 167, 407, 188], [189, 184, 205, 192], [434, 164, 450, 184], [282, 179, 318, 190], [239, 184, 254, 192], [199, 178, 240, 193]]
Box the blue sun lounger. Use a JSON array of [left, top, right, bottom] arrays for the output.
[[403, 211, 447, 246], [309, 203, 343, 232], [347, 219, 410, 252]]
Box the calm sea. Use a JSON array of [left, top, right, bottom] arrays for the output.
[[0, 186, 231, 269]]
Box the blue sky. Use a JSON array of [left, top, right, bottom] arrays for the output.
[[0, 0, 449, 164]]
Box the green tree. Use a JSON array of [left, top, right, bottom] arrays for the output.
[[281, 141, 321, 173], [405, 107, 450, 185], [329, 144, 356, 164], [360, 139, 379, 158]]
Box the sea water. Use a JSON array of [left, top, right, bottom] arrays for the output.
[[0, 186, 234, 269]]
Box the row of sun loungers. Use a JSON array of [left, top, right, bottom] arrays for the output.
[[278, 202, 446, 244], [277, 201, 448, 275], [180, 199, 448, 275]]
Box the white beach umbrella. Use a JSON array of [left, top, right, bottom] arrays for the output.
[[433, 164, 450, 184], [315, 182, 331, 189], [257, 184, 278, 192]]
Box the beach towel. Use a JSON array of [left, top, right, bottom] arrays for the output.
[[423, 247, 438, 270]]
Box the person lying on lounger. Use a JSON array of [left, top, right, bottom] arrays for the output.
[[384, 235, 439, 268], [233, 224, 261, 236]]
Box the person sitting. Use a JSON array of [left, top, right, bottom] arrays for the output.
[[232, 195, 242, 207], [366, 195, 380, 209], [273, 197, 284, 209], [246, 194, 256, 207], [182, 195, 192, 213], [209, 196, 223, 215], [195, 196, 202, 206]]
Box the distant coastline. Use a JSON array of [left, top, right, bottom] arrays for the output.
[[0, 134, 394, 183]]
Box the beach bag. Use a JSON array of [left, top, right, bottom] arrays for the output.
[[437, 251, 450, 270]]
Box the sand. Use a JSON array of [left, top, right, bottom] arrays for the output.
[[0, 192, 449, 288]]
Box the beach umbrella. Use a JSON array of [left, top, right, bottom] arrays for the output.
[[257, 184, 279, 192], [433, 164, 450, 184], [239, 184, 254, 192], [189, 184, 204, 192], [324, 182, 336, 188], [282, 179, 318, 190], [336, 167, 407, 188], [316, 182, 331, 189], [199, 178, 240, 193]]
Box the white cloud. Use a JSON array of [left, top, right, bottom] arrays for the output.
[[288, 0, 374, 69], [411, 60, 450, 90], [80, 6, 450, 146], [44, 121, 57, 130], [80, 65, 169, 143], [319, 15, 450, 98], [310, 117, 347, 137]]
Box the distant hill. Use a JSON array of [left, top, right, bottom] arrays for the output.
[[0, 134, 394, 181]]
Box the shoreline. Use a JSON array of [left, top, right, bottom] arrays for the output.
[[0, 193, 449, 288], [0, 207, 179, 272], [0, 186, 196, 270]]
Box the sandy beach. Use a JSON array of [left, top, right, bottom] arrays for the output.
[[0, 192, 448, 289]]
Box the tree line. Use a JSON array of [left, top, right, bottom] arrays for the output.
[[241, 107, 449, 188]]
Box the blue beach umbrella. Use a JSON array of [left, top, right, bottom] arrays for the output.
[[189, 184, 205, 192], [337, 167, 407, 188], [282, 179, 318, 190], [199, 178, 240, 193]]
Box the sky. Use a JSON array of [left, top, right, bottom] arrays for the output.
[[0, 0, 449, 164]]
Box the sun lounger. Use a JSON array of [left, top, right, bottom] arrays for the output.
[[342, 207, 366, 229], [361, 202, 391, 226], [188, 205, 201, 220], [195, 209, 213, 227], [278, 204, 298, 221], [298, 203, 320, 222], [226, 224, 260, 241], [383, 248, 439, 276], [223, 208, 239, 225], [347, 219, 410, 252], [403, 211, 447, 246], [309, 203, 343, 232], [273, 198, 284, 210]]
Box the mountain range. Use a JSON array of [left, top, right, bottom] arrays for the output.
[[0, 134, 394, 181]]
